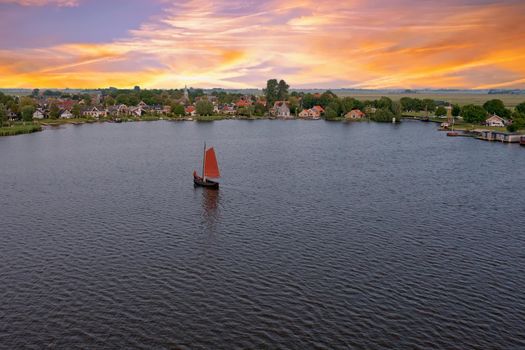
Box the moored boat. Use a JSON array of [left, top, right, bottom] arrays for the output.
[[446, 115, 459, 136], [193, 143, 221, 189], [521, 136, 525, 146]]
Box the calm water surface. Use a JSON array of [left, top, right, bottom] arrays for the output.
[[1, 120, 524, 349]]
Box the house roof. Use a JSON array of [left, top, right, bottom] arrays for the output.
[[486, 114, 504, 121]]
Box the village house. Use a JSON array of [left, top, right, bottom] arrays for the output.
[[185, 106, 196, 117], [235, 98, 252, 108], [299, 108, 320, 119], [345, 109, 366, 120], [129, 106, 145, 117], [82, 106, 108, 118], [220, 105, 236, 115], [299, 105, 324, 119], [7, 110, 19, 121], [60, 110, 73, 119], [485, 114, 507, 127], [272, 101, 291, 119], [108, 104, 129, 116], [312, 105, 324, 115], [57, 100, 75, 111], [32, 109, 46, 119]]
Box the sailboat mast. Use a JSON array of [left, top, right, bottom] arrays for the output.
[[202, 142, 206, 181]]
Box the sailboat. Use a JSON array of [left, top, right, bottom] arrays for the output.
[[447, 115, 459, 136], [193, 143, 221, 189]]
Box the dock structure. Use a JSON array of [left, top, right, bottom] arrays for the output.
[[476, 130, 524, 143]]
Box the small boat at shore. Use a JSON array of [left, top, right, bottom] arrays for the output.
[[193, 143, 220, 189], [520, 136, 525, 146], [447, 115, 459, 136]]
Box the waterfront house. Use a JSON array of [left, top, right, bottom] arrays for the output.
[[60, 110, 73, 119], [273, 101, 291, 119], [345, 109, 366, 120], [485, 114, 507, 127], [129, 106, 145, 117], [220, 105, 236, 115], [235, 99, 252, 108], [82, 106, 108, 118], [312, 105, 325, 115], [7, 110, 19, 121], [298, 107, 321, 119], [33, 109, 46, 119], [185, 106, 196, 117], [107, 105, 129, 117]]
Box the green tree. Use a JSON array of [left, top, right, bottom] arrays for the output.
[[375, 96, 393, 110], [31, 88, 40, 97], [196, 100, 214, 116], [400, 97, 414, 111], [19, 96, 36, 109], [49, 103, 60, 119], [451, 104, 461, 116], [507, 111, 525, 132], [105, 96, 115, 107], [263, 79, 279, 109], [371, 108, 394, 122], [254, 103, 266, 116], [341, 97, 364, 114], [515, 102, 525, 114], [302, 93, 319, 109], [435, 106, 447, 117], [391, 101, 402, 119], [421, 98, 436, 112], [277, 80, 289, 101], [483, 99, 508, 117], [171, 103, 185, 116], [72, 104, 82, 118], [0, 103, 7, 126], [21, 105, 35, 122], [461, 104, 487, 123], [319, 91, 337, 108], [237, 106, 255, 117], [288, 96, 300, 115], [324, 107, 339, 120]]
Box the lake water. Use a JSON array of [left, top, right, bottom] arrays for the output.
[[1, 120, 524, 349]]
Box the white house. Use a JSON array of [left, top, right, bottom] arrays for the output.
[[274, 101, 291, 119], [60, 110, 73, 119], [82, 106, 108, 118], [485, 114, 506, 127], [33, 109, 45, 119], [129, 106, 145, 117]]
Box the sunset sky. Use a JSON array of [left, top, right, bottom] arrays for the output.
[[1, 0, 524, 89]]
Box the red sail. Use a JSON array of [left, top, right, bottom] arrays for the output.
[[204, 147, 220, 178]]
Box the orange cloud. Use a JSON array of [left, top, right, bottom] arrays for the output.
[[1, 0, 525, 89]]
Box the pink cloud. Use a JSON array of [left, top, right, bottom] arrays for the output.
[[0, 0, 78, 6]]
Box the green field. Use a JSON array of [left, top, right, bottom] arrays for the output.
[[0, 123, 42, 136], [335, 92, 525, 107]]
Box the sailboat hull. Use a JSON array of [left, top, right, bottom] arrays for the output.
[[193, 175, 219, 189]]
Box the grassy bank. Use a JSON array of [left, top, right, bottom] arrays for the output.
[[339, 92, 525, 107], [0, 123, 42, 136], [195, 115, 230, 121]]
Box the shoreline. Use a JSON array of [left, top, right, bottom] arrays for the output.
[[2, 117, 524, 146]]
